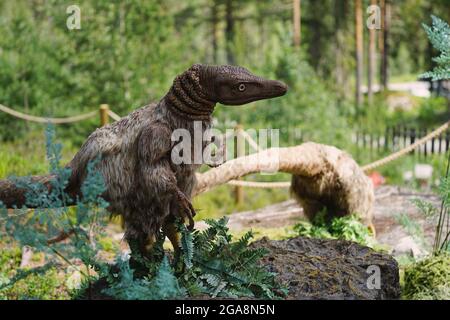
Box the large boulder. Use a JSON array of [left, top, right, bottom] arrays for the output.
[[252, 236, 400, 300]]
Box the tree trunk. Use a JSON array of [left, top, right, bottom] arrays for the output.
[[355, 0, 364, 108], [334, 0, 349, 101], [368, 0, 377, 105], [225, 0, 235, 65], [211, 0, 219, 63], [293, 0, 301, 47], [381, 0, 390, 89], [308, 0, 322, 70]]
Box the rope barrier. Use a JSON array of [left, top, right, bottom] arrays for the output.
[[361, 120, 450, 171], [0, 104, 97, 124], [107, 109, 122, 121], [227, 180, 291, 188]]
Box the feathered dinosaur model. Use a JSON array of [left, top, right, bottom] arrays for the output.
[[0, 64, 288, 258]]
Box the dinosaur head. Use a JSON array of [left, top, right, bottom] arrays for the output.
[[197, 64, 288, 105], [165, 64, 288, 120]]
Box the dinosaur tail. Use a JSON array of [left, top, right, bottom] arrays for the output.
[[0, 174, 78, 209]]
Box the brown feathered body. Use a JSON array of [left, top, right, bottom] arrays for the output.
[[67, 67, 213, 247], [68, 104, 208, 241]]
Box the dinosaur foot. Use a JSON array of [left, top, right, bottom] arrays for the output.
[[175, 190, 196, 230]]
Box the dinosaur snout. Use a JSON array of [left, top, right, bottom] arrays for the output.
[[261, 79, 288, 99], [271, 80, 288, 96]]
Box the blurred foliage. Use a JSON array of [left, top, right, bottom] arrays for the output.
[[0, 1, 448, 146], [0, 246, 69, 300]]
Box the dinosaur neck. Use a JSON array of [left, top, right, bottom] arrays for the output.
[[163, 70, 216, 121]]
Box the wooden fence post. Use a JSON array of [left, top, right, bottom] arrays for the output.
[[423, 128, 428, 159], [234, 124, 245, 206], [410, 128, 416, 155], [100, 104, 110, 127], [384, 126, 389, 151], [446, 131, 450, 152]]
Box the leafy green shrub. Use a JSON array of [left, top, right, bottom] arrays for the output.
[[293, 212, 374, 247], [399, 16, 450, 301], [89, 217, 285, 300], [100, 256, 185, 300], [0, 125, 113, 298]]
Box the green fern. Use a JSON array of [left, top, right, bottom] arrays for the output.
[[420, 16, 450, 81], [177, 216, 284, 299], [102, 256, 185, 300], [179, 224, 194, 269]]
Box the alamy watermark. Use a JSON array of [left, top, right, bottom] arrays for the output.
[[170, 122, 280, 174], [366, 265, 381, 290], [366, 5, 381, 30], [66, 5, 81, 30]]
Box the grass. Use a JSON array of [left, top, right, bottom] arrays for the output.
[[0, 130, 77, 179], [0, 245, 69, 300], [193, 182, 290, 221]]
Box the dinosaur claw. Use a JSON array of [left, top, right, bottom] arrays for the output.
[[187, 217, 195, 231], [176, 190, 196, 230]]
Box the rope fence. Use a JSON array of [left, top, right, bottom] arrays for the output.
[[226, 119, 450, 189], [0, 104, 97, 124], [1, 102, 449, 191]]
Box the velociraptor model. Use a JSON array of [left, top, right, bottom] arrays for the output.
[[0, 64, 287, 258]]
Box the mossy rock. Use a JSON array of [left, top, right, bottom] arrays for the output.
[[251, 236, 400, 299]]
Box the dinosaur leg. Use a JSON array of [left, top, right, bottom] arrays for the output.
[[127, 231, 156, 275], [175, 189, 196, 230], [162, 217, 185, 273], [162, 218, 181, 251]]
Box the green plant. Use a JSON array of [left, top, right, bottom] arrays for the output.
[[397, 15, 450, 301], [101, 256, 185, 300], [0, 125, 111, 298], [420, 16, 450, 81], [177, 217, 285, 299], [402, 172, 450, 255], [293, 211, 374, 247]]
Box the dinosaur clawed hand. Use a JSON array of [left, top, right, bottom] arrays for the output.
[[175, 189, 196, 230]]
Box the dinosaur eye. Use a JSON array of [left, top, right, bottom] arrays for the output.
[[238, 84, 246, 92]]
